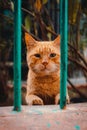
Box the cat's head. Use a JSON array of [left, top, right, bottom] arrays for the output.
[[25, 33, 60, 75]]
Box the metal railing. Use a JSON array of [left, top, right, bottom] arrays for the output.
[[13, 0, 22, 111], [13, 0, 68, 111]]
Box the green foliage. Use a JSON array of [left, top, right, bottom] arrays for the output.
[[42, 0, 48, 4], [25, 15, 31, 32], [69, 0, 80, 23]]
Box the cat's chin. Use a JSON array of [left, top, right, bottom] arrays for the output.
[[32, 68, 57, 76]]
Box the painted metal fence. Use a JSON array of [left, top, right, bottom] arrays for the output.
[[13, 0, 22, 111], [13, 0, 68, 111], [60, 0, 68, 109]]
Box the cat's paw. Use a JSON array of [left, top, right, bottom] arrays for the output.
[[55, 93, 70, 105], [26, 94, 44, 105], [32, 98, 44, 105]]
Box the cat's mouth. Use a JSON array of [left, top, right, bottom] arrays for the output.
[[40, 67, 51, 73], [40, 65, 48, 71], [41, 67, 47, 71]]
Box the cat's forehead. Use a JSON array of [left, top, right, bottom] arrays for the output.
[[36, 41, 57, 52], [37, 42, 52, 52], [28, 41, 60, 55]]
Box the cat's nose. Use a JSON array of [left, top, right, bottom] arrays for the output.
[[42, 61, 48, 66]]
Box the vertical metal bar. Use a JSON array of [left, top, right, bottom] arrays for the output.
[[60, 0, 68, 109], [13, 0, 21, 111]]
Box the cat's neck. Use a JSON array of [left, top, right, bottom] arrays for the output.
[[35, 75, 59, 83], [29, 70, 60, 83]]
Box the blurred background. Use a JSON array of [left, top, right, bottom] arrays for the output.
[[0, 0, 87, 106]]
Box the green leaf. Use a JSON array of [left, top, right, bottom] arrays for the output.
[[25, 15, 31, 32], [42, 0, 48, 4], [11, 1, 14, 11], [69, 0, 80, 23]]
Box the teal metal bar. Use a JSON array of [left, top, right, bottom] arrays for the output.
[[60, 0, 68, 109], [13, 0, 22, 111]]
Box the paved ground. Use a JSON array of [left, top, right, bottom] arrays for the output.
[[0, 103, 87, 130]]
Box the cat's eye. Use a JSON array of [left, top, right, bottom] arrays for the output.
[[50, 53, 56, 58], [34, 54, 41, 58]]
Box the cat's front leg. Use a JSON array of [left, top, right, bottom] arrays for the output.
[[55, 93, 70, 105], [26, 94, 44, 105]]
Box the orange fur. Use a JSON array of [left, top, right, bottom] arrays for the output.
[[25, 33, 69, 105]]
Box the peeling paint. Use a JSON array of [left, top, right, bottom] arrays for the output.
[[74, 125, 80, 130], [47, 123, 51, 128]]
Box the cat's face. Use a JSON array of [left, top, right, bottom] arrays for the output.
[[25, 33, 60, 75]]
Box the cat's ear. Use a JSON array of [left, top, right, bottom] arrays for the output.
[[53, 35, 60, 47], [25, 33, 36, 49]]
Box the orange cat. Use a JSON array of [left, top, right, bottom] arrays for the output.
[[25, 33, 69, 105]]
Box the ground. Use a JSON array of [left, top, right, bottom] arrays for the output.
[[0, 103, 87, 130]]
